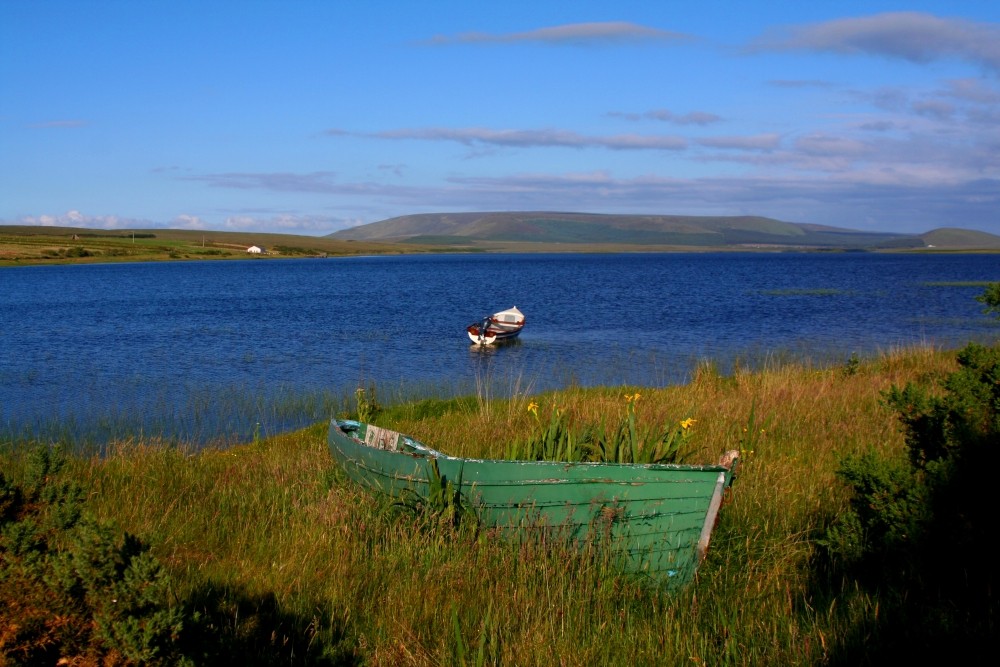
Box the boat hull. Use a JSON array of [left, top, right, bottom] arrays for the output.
[[327, 419, 738, 586], [466, 325, 521, 345], [467, 306, 525, 345]]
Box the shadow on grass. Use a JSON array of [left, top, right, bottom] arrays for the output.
[[181, 584, 360, 667], [806, 503, 996, 665]]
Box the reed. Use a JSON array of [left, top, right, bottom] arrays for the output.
[[0, 345, 972, 665]]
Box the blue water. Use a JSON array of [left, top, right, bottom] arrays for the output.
[[1, 252, 997, 444]]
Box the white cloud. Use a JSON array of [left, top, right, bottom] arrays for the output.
[[7, 211, 140, 229], [172, 214, 208, 229]]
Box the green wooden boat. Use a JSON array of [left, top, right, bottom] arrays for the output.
[[328, 419, 739, 587]]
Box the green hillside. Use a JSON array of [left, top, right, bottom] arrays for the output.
[[328, 211, 986, 249], [921, 227, 1000, 249]]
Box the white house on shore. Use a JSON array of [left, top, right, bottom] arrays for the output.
[[247, 245, 264, 254]]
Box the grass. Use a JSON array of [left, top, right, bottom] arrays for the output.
[[0, 227, 451, 266], [0, 345, 977, 664]]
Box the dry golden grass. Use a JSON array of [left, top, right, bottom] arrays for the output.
[[4, 345, 963, 665]]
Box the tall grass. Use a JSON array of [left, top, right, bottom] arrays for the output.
[[1, 345, 965, 664]]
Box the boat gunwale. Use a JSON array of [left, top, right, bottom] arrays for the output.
[[331, 419, 738, 474]]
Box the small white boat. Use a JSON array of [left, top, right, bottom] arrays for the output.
[[466, 306, 525, 345]]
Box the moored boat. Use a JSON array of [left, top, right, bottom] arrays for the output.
[[467, 306, 525, 345], [327, 418, 739, 586]]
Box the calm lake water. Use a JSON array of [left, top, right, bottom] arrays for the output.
[[1, 252, 997, 444]]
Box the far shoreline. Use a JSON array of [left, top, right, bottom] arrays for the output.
[[2, 224, 998, 268]]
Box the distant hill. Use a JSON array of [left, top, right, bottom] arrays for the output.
[[920, 227, 1000, 249], [327, 212, 1000, 250]]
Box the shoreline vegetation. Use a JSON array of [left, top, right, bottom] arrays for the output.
[[3, 343, 997, 664], [3, 225, 999, 267]]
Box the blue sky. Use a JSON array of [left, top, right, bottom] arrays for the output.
[[2, 1, 998, 236]]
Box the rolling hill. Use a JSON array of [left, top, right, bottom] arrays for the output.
[[328, 212, 1000, 250]]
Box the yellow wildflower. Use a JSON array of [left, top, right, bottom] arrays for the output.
[[679, 418, 696, 430], [527, 401, 539, 417]]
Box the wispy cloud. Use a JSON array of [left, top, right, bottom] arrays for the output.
[[912, 99, 955, 121], [938, 78, 1000, 104], [607, 109, 723, 125], [340, 127, 688, 151], [27, 119, 88, 129], [184, 171, 433, 201], [851, 78, 1000, 127], [440, 171, 1000, 230], [187, 171, 346, 193], [165, 158, 1000, 233], [219, 213, 347, 233], [794, 133, 871, 157], [750, 12, 1000, 73], [698, 134, 782, 151], [767, 79, 834, 89], [426, 21, 691, 46], [857, 120, 897, 132]]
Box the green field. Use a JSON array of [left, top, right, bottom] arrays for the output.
[[0, 226, 450, 266]]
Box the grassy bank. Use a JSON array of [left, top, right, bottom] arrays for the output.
[[0, 346, 984, 665]]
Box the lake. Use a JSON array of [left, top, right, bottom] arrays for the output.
[[1, 252, 997, 445]]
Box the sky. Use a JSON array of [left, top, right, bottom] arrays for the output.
[[1, 1, 999, 236]]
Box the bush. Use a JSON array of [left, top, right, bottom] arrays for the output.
[[976, 281, 1000, 318], [820, 339, 999, 654], [1, 448, 343, 665], [63, 246, 92, 258], [0, 447, 192, 665]]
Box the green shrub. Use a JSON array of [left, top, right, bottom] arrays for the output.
[[976, 281, 1000, 318], [63, 246, 92, 258], [0, 447, 192, 665], [820, 339, 999, 653]]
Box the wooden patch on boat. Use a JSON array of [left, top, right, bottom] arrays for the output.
[[364, 424, 402, 451]]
